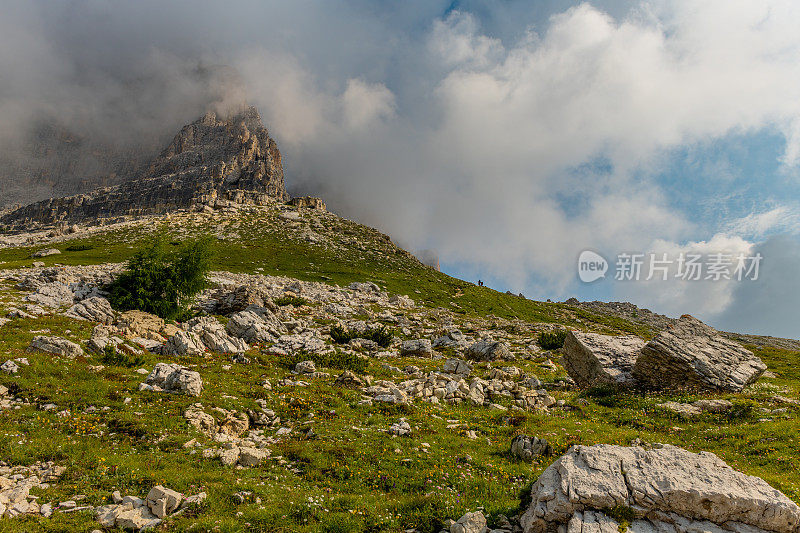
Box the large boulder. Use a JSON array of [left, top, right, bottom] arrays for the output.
[[520, 443, 800, 533], [562, 331, 644, 387], [162, 330, 206, 356], [142, 363, 203, 397], [465, 339, 512, 361], [633, 315, 766, 392], [63, 296, 118, 324], [29, 335, 84, 358], [400, 339, 433, 357]]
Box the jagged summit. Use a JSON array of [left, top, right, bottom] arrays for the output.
[[0, 106, 287, 231]]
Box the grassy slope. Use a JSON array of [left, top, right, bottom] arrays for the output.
[[0, 208, 796, 532], [0, 209, 651, 337]]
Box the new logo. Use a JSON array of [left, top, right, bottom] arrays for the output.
[[577, 250, 608, 283]]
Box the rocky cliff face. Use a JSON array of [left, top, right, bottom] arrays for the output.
[[1, 107, 287, 231]]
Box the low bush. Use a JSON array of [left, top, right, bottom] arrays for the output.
[[99, 345, 145, 368], [65, 243, 94, 252], [537, 330, 567, 350], [329, 324, 394, 348], [281, 350, 369, 374], [274, 295, 309, 307]]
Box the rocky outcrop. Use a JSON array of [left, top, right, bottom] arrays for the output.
[[520, 444, 800, 533], [29, 335, 83, 358], [633, 315, 766, 392], [562, 331, 644, 388], [1, 107, 287, 230], [186, 316, 248, 354], [63, 296, 117, 324], [288, 196, 326, 210], [140, 363, 203, 397], [465, 338, 512, 361]]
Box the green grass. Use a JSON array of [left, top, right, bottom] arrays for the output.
[[0, 208, 797, 531]]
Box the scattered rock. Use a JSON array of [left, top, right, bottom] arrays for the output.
[[388, 418, 412, 436], [442, 358, 473, 377], [31, 248, 61, 258], [450, 511, 487, 533], [1, 360, 20, 374], [95, 485, 203, 530], [0, 462, 66, 520], [334, 370, 364, 388], [658, 398, 734, 417], [294, 360, 317, 375], [146, 485, 182, 519]]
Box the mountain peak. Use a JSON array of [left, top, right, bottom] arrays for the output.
[[1, 107, 288, 230]]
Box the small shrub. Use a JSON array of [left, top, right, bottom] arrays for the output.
[[329, 325, 394, 348], [724, 399, 758, 422], [537, 330, 567, 350], [99, 345, 145, 368], [330, 324, 355, 344], [106, 235, 213, 320], [280, 350, 369, 374], [603, 505, 637, 532], [369, 326, 394, 348], [65, 243, 94, 252], [274, 295, 309, 307]]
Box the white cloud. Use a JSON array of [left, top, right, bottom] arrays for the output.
[[726, 206, 800, 238], [341, 79, 396, 131], [5, 1, 800, 335]]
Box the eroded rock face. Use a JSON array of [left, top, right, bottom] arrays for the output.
[[520, 444, 800, 533], [1, 107, 287, 230], [63, 296, 117, 324], [226, 309, 286, 343], [510, 435, 550, 461], [186, 316, 248, 354], [562, 331, 644, 388], [633, 315, 766, 392]]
